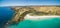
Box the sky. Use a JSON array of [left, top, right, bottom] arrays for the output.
[[0, 0, 60, 6]]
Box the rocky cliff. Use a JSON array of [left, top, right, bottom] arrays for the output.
[[6, 6, 60, 26]]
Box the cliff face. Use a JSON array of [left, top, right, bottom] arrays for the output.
[[7, 6, 60, 25]]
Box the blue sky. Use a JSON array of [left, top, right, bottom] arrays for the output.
[[0, 0, 60, 6]]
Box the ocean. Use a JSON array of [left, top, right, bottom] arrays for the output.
[[0, 7, 14, 28], [7, 17, 60, 28], [0, 7, 60, 28]]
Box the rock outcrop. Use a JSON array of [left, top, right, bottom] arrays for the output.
[[6, 6, 60, 25]]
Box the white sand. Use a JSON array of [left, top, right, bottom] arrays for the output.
[[24, 14, 60, 20]]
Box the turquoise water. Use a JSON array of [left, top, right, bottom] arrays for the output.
[[0, 7, 60, 28], [7, 18, 60, 28]]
